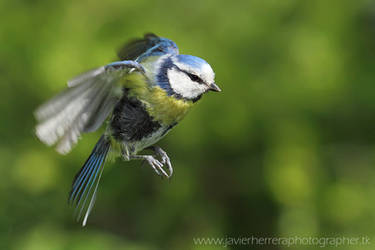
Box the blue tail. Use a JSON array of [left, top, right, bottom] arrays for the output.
[[68, 135, 110, 226]]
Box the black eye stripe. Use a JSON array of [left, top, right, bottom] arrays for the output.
[[187, 73, 202, 83], [174, 66, 204, 84]]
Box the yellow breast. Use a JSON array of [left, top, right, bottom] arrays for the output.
[[123, 73, 194, 125]]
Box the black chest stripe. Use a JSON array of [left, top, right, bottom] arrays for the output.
[[110, 90, 161, 142]]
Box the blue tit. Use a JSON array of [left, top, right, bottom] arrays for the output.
[[34, 33, 221, 226]]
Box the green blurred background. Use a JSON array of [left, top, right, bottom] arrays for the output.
[[1, 0, 375, 249]]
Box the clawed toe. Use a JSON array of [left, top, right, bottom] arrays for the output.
[[131, 147, 173, 178], [161, 155, 173, 177], [145, 156, 169, 178], [152, 147, 173, 178]]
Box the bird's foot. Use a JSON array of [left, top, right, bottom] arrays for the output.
[[142, 155, 169, 178], [130, 155, 169, 178], [152, 146, 173, 178], [128, 146, 173, 178], [147, 146, 173, 178]]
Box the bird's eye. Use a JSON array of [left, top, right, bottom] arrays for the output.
[[187, 73, 202, 83]]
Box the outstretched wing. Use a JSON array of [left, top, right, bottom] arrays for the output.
[[117, 33, 179, 62], [35, 33, 178, 154], [34, 62, 143, 154]]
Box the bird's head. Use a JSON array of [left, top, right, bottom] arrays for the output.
[[157, 54, 221, 101]]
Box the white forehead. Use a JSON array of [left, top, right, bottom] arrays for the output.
[[171, 55, 215, 83]]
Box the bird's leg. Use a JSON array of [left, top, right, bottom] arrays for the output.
[[121, 145, 172, 178], [147, 146, 173, 178], [128, 155, 169, 178]]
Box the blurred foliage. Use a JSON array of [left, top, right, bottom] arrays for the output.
[[1, 0, 375, 249]]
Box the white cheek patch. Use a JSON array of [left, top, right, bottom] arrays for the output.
[[167, 68, 207, 99]]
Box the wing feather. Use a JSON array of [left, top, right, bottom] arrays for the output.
[[35, 67, 121, 154], [117, 33, 179, 62], [35, 33, 178, 154]]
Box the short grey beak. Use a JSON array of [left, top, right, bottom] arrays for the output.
[[209, 83, 221, 92]]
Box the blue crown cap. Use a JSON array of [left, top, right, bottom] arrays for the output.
[[175, 55, 210, 70]]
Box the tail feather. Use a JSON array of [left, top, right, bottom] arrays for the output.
[[68, 135, 110, 226]]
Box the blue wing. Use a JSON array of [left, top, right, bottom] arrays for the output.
[[34, 34, 175, 155], [117, 33, 179, 62]]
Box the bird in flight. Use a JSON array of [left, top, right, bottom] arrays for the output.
[[34, 33, 221, 226]]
